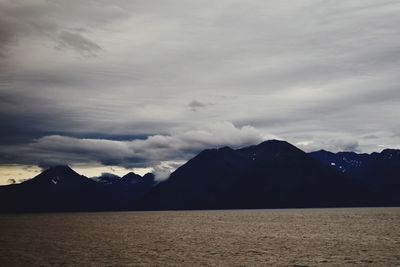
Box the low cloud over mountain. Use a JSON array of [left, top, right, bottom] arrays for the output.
[[1, 122, 271, 176]]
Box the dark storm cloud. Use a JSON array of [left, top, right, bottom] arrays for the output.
[[1, 0, 400, 172]]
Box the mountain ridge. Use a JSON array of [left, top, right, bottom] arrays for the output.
[[137, 139, 372, 210], [0, 140, 399, 212]]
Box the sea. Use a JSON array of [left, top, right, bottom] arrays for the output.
[[0, 208, 399, 266]]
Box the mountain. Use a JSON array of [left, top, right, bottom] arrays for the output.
[[107, 172, 156, 209], [1, 140, 398, 213], [0, 165, 106, 212], [310, 149, 400, 204], [0, 166, 156, 212], [91, 173, 121, 185], [137, 140, 370, 210], [118, 172, 156, 191]]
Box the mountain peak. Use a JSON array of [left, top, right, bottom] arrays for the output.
[[313, 149, 330, 153], [256, 139, 294, 148], [258, 139, 286, 144], [143, 173, 155, 180], [119, 172, 143, 185], [311, 149, 335, 155], [41, 165, 77, 176], [122, 172, 142, 179], [217, 146, 234, 152], [21, 164, 92, 187], [238, 139, 304, 156], [46, 164, 72, 171]]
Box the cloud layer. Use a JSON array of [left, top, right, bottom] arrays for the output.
[[0, 122, 269, 180], [1, 0, 400, 178]]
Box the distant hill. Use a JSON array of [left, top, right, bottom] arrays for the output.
[[0, 140, 399, 212]]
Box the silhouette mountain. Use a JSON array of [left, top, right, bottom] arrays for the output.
[[310, 149, 400, 204], [0, 165, 106, 212], [108, 172, 156, 210], [0, 166, 156, 212], [138, 140, 370, 210], [119, 172, 156, 190], [0, 140, 398, 213]]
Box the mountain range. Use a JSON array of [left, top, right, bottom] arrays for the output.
[[0, 140, 399, 212]]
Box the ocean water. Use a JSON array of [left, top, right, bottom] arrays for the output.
[[0, 208, 399, 266]]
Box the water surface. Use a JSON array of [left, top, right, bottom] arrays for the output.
[[0, 208, 399, 266]]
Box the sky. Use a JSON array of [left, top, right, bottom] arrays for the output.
[[0, 0, 400, 184]]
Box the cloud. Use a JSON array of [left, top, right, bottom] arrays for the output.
[[0, 0, 124, 59], [335, 139, 360, 152], [296, 138, 360, 153], [0, 122, 270, 171], [0, 17, 16, 57], [56, 31, 102, 56], [1, 0, 400, 173], [150, 161, 185, 181], [362, 135, 379, 140], [187, 100, 206, 111]]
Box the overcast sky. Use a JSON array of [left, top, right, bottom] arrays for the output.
[[1, 0, 399, 183]]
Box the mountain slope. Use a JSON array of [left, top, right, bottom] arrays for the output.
[[107, 172, 156, 209], [0, 166, 157, 212], [310, 149, 400, 204], [0, 166, 106, 212], [1, 141, 398, 213], [138, 140, 370, 210]]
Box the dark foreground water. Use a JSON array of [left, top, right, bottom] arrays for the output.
[[0, 208, 399, 266]]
